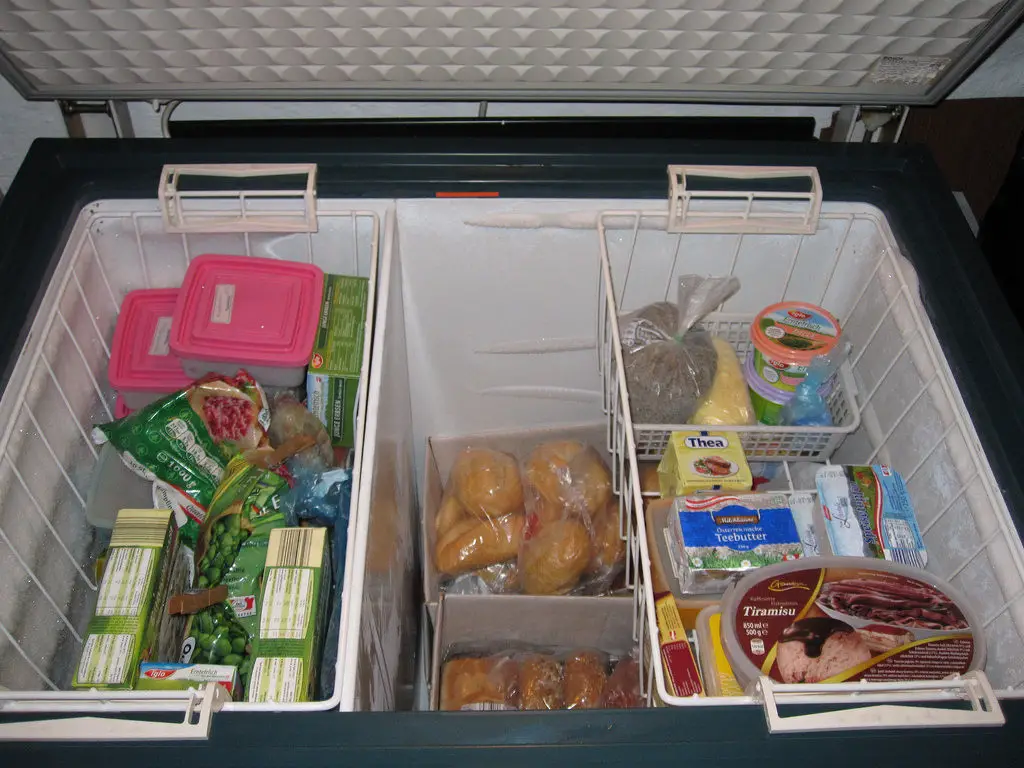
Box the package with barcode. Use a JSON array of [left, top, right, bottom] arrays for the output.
[[73, 509, 189, 690], [816, 465, 927, 567], [247, 527, 331, 703]]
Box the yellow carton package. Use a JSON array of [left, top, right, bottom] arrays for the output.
[[656, 431, 752, 498]]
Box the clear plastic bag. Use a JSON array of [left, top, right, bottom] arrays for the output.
[[620, 275, 740, 424], [434, 448, 526, 578], [518, 441, 617, 596], [268, 393, 334, 468], [439, 648, 643, 711]]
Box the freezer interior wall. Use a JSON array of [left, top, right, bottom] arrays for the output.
[[1, 196, 1023, 709]]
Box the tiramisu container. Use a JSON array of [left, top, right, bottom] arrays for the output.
[[718, 557, 985, 691]]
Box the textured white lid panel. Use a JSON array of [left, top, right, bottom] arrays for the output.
[[0, 0, 1021, 104]]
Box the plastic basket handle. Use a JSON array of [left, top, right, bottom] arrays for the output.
[[0, 683, 228, 741], [666, 165, 822, 235], [159, 163, 318, 234], [757, 672, 1005, 733]]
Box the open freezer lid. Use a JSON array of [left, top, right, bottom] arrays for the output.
[[0, 0, 1022, 105]]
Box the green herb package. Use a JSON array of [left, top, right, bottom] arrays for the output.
[[92, 371, 270, 549]]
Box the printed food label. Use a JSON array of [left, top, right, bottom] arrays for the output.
[[259, 568, 314, 639], [95, 548, 154, 617], [248, 656, 303, 704], [870, 55, 949, 86], [211, 284, 235, 324], [149, 316, 173, 357], [732, 565, 975, 684], [817, 465, 926, 567], [77, 633, 134, 685]]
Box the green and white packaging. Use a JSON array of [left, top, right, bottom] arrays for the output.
[[247, 527, 331, 704], [73, 509, 187, 690], [306, 274, 368, 448], [137, 662, 241, 700]]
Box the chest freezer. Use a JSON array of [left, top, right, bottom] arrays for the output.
[[0, 137, 1023, 766]]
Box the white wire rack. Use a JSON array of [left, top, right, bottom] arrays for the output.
[[596, 201, 1024, 719], [0, 181, 382, 732]]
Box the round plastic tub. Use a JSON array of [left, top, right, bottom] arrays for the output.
[[170, 254, 324, 387], [743, 352, 791, 426], [718, 557, 986, 691], [748, 302, 841, 423], [107, 288, 193, 409]]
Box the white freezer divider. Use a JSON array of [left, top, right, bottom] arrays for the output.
[[757, 674, 1005, 732], [0, 683, 229, 741]]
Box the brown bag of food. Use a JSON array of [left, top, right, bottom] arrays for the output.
[[601, 657, 642, 709], [440, 655, 521, 711], [434, 448, 525, 578], [519, 441, 612, 595], [519, 654, 565, 710], [564, 650, 608, 710]]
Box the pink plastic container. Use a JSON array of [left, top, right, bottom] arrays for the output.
[[108, 288, 193, 409], [170, 255, 325, 387]]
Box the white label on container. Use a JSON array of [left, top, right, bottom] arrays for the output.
[[248, 657, 302, 704], [259, 568, 313, 640], [95, 548, 153, 616], [211, 284, 235, 324], [77, 633, 134, 685], [148, 316, 173, 356]]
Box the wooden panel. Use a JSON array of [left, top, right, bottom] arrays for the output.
[[901, 98, 1024, 220]]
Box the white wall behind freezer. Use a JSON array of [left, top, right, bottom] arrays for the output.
[[0, 22, 1022, 191]]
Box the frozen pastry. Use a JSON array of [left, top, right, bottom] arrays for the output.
[[776, 617, 873, 684], [449, 447, 524, 521], [520, 517, 592, 595], [520, 655, 565, 710], [524, 441, 612, 520], [440, 656, 520, 711], [564, 651, 607, 709], [601, 658, 642, 709], [587, 497, 626, 578], [435, 512, 525, 576]]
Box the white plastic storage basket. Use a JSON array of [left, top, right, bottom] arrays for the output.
[[0, 166, 386, 736], [590, 169, 1024, 720], [3, 166, 1024, 737]]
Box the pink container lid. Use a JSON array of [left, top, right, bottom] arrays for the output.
[[114, 396, 133, 420], [108, 288, 193, 394], [170, 255, 324, 369]]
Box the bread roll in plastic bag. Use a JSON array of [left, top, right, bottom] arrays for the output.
[[434, 448, 526, 578], [519, 441, 614, 595], [620, 275, 740, 424], [691, 336, 755, 426]]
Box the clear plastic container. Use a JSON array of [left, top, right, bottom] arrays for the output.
[[107, 288, 192, 409], [170, 254, 324, 387]]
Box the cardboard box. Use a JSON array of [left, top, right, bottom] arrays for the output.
[[306, 274, 369, 448], [430, 594, 636, 710], [137, 662, 241, 700], [73, 508, 186, 690], [422, 422, 616, 620], [247, 527, 330, 704]]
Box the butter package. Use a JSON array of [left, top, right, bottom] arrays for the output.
[[306, 274, 369, 448], [73, 509, 188, 690], [247, 527, 331, 703], [695, 606, 743, 697], [655, 593, 703, 698], [668, 493, 803, 594], [138, 662, 241, 699], [656, 431, 752, 498], [816, 465, 927, 567]]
